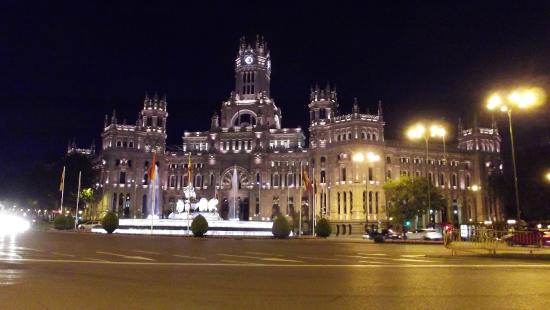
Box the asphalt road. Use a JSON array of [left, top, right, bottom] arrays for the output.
[[1, 230, 549, 309]]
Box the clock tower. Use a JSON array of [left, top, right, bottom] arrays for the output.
[[235, 35, 271, 99]]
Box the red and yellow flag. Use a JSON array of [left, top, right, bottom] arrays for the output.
[[187, 153, 193, 182], [149, 152, 157, 181], [302, 166, 312, 192]]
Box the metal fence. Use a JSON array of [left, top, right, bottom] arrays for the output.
[[444, 228, 545, 255]]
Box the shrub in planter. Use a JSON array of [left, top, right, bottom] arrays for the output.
[[54, 215, 68, 230], [315, 218, 332, 238], [373, 234, 385, 243], [101, 211, 119, 234], [66, 215, 76, 230], [272, 216, 291, 238], [191, 214, 208, 237]]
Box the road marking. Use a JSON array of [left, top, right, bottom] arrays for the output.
[[3, 258, 550, 269], [220, 259, 259, 265], [217, 253, 260, 260], [246, 251, 284, 257], [51, 252, 75, 257], [261, 257, 302, 263], [392, 258, 437, 263], [359, 260, 390, 264], [173, 254, 207, 260], [84, 257, 110, 262], [18, 247, 43, 252], [297, 256, 344, 261], [400, 254, 426, 258], [336, 254, 392, 260], [96, 251, 155, 261], [134, 250, 160, 255], [357, 253, 387, 256], [217, 253, 302, 263]]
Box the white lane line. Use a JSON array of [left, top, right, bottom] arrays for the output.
[[246, 251, 285, 257], [357, 253, 387, 256], [96, 251, 155, 261], [84, 257, 110, 262], [18, 247, 43, 252], [134, 250, 160, 255], [359, 260, 391, 265], [4, 258, 550, 268], [297, 256, 344, 261], [51, 252, 76, 257], [218, 253, 302, 263], [220, 259, 260, 265], [401, 254, 427, 258], [336, 254, 392, 260], [173, 254, 207, 260], [217, 253, 260, 260], [261, 257, 302, 263], [392, 258, 437, 263]]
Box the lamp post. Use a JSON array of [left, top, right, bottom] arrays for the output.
[[486, 88, 545, 222], [352, 152, 380, 230], [407, 123, 446, 227]]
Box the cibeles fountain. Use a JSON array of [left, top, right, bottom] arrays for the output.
[[93, 166, 273, 236]]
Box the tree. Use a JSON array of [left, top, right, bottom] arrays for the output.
[[383, 176, 446, 233]]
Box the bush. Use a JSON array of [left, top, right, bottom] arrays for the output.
[[54, 215, 68, 230], [272, 216, 291, 238], [373, 234, 385, 243], [101, 212, 119, 234], [315, 218, 332, 238], [191, 214, 208, 237], [66, 215, 76, 229]]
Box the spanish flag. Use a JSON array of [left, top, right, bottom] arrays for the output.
[[149, 152, 157, 182], [59, 166, 65, 192], [302, 166, 312, 192], [187, 153, 193, 182]]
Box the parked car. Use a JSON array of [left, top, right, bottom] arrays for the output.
[[382, 228, 402, 240], [78, 221, 101, 230], [543, 231, 550, 247], [503, 230, 544, 246], [406, 228, 443, 241]]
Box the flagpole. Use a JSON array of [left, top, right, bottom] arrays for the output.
[[59, 166, 65, 214], [312, 167, 316, 236], [299, 162, 302, 237], [150, 164, 155, 235], [74, 171, 81, 229]]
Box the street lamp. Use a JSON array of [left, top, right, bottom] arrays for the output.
[[352, 151, 380, 229], [486, 87, 545, 222], [545, 172, 550, 183], [406, 122, 446, 227]]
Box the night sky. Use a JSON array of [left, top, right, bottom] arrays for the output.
[[2, 1, 550, 173]]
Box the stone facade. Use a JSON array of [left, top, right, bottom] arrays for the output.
[[92, 36, 504, 235]]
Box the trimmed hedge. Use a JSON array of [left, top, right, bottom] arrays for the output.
[[315, 218, 332, 238], [101, 211, 119, 234], [54, 215, 68, 230], [272, 216, 291, 238], [191, 214, 208, 237]]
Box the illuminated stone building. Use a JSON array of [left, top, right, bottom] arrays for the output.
[[93, 36, 503, 235]]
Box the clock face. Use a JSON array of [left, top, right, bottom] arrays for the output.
[[244, 55, 253, 65]]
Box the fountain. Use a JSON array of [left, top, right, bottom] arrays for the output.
[[92, 165, 273, 236]]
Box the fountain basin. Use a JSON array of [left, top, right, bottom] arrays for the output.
[[91, 218, 274, 237]]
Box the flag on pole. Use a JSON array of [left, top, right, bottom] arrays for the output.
[[187, 153, 193, 183], [302, 166, 312, 192], [149, 152, 157, 182], [59, 166, 66, 192]]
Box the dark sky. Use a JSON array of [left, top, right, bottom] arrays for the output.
[[2, 1, 550, 171]]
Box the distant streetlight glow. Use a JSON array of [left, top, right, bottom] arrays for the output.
[[486, 87, 546, 222], [406, 121, 447, 227]]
